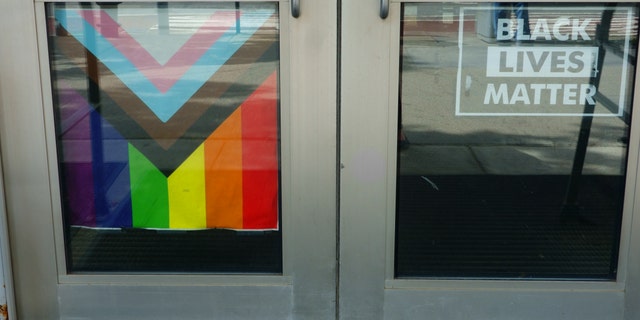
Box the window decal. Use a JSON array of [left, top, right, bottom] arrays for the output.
[[50, 6, 280, 230]]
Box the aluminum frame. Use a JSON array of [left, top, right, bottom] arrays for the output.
[[340, 1, 640, 319], [1, 0, 338, 318]]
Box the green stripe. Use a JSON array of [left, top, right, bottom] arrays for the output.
[[129, 144, 169, 228]]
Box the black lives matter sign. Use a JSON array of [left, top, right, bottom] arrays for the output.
[[456, 7, 633, 116]]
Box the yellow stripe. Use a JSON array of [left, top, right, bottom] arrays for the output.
[[168, 144, 207, 229]]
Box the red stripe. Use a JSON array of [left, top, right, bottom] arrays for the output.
[[241, 72, 279, 229]]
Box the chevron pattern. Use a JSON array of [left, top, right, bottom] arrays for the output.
[[51, 6, 280, 230]]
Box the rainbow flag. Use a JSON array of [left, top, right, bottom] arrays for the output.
[[51, 6, 279, 230]]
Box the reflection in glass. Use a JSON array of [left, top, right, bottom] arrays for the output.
[[396, 3, 638, 279], [47, 2, 281, 273]]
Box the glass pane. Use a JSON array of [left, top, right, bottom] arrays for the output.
[[396, 3, 638, 279], [47, 2, 281, 273]]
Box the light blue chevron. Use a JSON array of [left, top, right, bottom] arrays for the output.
[[55, 9, 273, 122]]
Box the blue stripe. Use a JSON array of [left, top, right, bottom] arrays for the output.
[[90, 108, 133, 228], [56, 9, 273, 122]]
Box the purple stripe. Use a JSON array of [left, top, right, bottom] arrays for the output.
[[63, 163, 97, 227], [58, 87, 92, 139], [58, 83, 132, 228], [59, 85, 97, 227]]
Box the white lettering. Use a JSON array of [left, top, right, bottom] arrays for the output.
[[510, 84, 530, 104], [516, 19, 530, 40], [484, 83, 509, 104], [553, 18, 571, 41], [563, 83, 578, 104], [483, 83, 596, 105], [501, 18, 591, 41], [530, 84, 546, 104], [547, 84, 562, 104], [572, 18, 591, 40], [486, 47, 598, 78], [497, 19, 513, 40], [580, 84, 597, 105], [530, 19, 552, 41]]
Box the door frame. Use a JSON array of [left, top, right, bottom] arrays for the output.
[[0, 0, 338, 318], [340, 1, 640, 319], [6, 0, 640, 318]]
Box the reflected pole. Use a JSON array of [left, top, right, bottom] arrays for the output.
[[562, 4, 616, 222]]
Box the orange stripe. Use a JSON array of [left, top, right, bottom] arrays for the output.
[[204, 107, 244, 229]]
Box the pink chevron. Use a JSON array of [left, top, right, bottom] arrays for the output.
[[80, 10, 236, 93]]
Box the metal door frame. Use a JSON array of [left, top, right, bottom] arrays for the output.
[[0, 0, 338, 318], [340, 1, 640, 319]]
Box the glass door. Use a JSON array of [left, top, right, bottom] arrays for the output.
[[340, 1, 640, 319], [0, 0, 337, 318], [6, 0, 640, 318]]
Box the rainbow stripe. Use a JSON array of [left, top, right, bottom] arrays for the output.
[[59, 73, 278, 230], [53, 8, 279, 230]]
